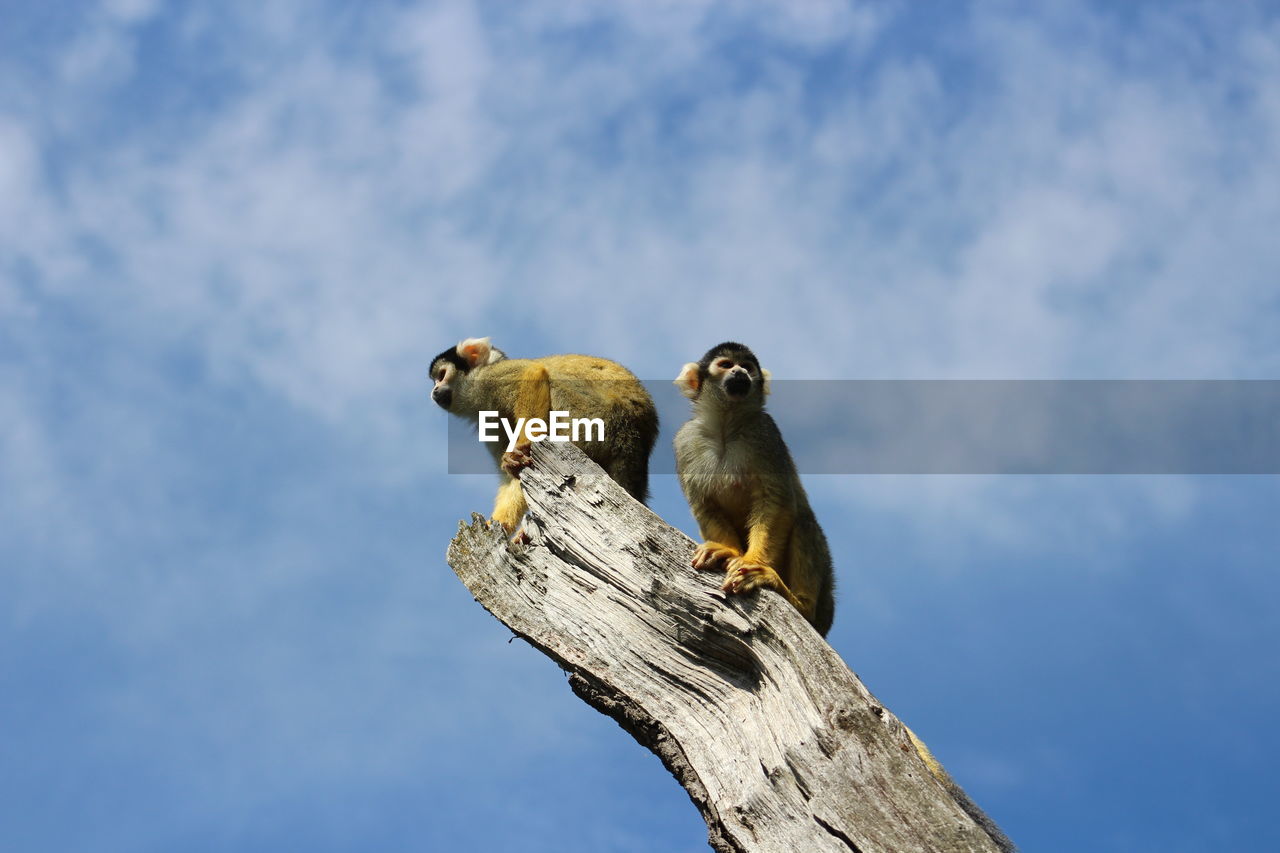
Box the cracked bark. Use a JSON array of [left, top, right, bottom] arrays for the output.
[[446, 441, 1010, 853]]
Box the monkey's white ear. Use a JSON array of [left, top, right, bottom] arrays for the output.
[[457, 337, 492, 368], [760, 367, 772, 396], [674, 363, 701, 399]]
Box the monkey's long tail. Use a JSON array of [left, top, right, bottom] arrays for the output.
[[906, 727, 1018, 853]]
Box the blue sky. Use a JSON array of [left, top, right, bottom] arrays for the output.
[[3, 1, 1279, 850]]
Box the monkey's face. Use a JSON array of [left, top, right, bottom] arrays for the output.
[[708, 352, 764, 401], [429, 357, 461, 410], [430, 337, 507, 411], [675, 342, 772, 404]]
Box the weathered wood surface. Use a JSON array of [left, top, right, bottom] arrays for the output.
[[446, 441, 1007, 853]]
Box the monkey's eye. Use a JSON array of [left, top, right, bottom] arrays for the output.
[[716, 359, 733, 369]]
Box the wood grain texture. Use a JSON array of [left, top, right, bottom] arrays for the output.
[[447, 441, 1007, 853]]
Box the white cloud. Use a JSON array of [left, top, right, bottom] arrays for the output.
[[0, 376, 71, 580], [4, 0, 1279, 554], [103, 0, 160, 25]]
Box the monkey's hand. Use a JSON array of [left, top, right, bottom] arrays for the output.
[[692, 541, 741, 571], [488, 515, 516, 533], [722, 558, 804, 611], [487, 516, 535, 546], [500, 444, 534, 477]]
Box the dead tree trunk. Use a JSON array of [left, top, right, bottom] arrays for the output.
[[446, 441, 1010, 853]]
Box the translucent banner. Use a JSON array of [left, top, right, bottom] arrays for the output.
[[442, 380, 1280, 475]]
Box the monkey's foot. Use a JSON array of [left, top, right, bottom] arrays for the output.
[[692, 541, 740, 571], [500, 445, 534, 477], [722, 559, 807, 612], [721, 559, 784, 595], [511, 525, 532, 545]]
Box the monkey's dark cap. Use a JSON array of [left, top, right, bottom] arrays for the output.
[[431, 345, 471, 373], [699, 341, 760, 371]]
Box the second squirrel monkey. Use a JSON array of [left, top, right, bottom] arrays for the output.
[[430, 337, 659, 533], [674, 343, 1016, 851], [673, 342, 835, 635]]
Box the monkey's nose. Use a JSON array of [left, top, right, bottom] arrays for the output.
[[725, 373, 750, 397], [432, 387, 452, 408]]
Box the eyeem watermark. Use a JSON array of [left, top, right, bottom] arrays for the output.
[[446, 381, 1280, 474], [478, 410, 605, 452]]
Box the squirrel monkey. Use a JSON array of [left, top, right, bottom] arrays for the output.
[[430, 337, 659, 533], [674, 342, 1015, 850], [673, 342, 835, 636]]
